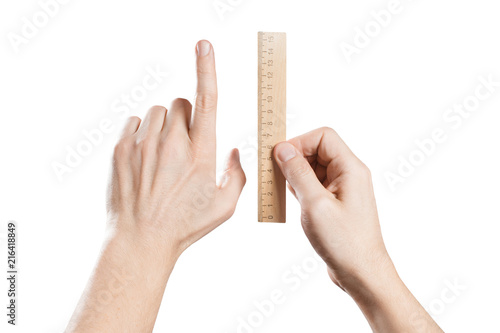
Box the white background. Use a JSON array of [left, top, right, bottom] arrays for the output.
[[1, 0, 500, 332]]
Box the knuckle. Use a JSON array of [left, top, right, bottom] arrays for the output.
[[319, 127, 341, 143], [305, 195, 333, 215], [195, 93, 217, 113], [359, 162, 372, 178], [171, 98, 191, 109], [127, 115, 141, 123], [197, 65, 214, 75], [148, 105, 167, 117], [351, 161, 372, 182], [113, 138, 133, 159], [320, 126, 337, 136], [149, 105, 167, 113]]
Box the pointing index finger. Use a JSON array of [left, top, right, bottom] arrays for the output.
[[190, 40, 218, 153]]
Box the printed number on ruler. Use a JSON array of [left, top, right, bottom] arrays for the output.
[[258, 32, 286, 223]]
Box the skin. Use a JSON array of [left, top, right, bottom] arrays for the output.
[[273, 130, 443, 332], [66, 40, 442, 333]]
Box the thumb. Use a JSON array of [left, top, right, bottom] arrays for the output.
[[215, 148, 246, 221], [274, 142, 325, 204]]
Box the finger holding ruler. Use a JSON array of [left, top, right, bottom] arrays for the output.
[[258, 31, 286, 223]]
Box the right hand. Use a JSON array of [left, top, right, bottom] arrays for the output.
[[274, 127, 394, 293]]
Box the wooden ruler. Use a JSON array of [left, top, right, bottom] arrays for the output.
[[258, 31, 286, 223]]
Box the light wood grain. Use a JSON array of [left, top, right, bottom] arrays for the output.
[[258, 32, 286, 223]]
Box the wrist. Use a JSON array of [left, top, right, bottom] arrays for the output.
[[335, 254, 411, 325], [106, 218, 184, 261], [66, 223, 180, 332], [333, 253, 442, 332], [332, 251, 400, 301], [104, 224, 182, 274], [344, 263, 402, 304]]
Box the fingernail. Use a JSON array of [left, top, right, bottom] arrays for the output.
[[197, 40, 211, 57], [276, 143, 296, 162]]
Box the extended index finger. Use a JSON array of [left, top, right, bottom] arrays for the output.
[[189, 40, 218, 154]]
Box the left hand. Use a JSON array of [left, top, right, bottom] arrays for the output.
[[107, 40, 246, 258]]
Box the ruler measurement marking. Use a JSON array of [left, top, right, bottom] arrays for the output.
[[258, 31, 286, 223]]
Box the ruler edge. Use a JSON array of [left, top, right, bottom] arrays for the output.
[[258, 31, 287, 223]]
